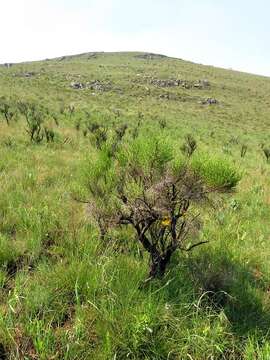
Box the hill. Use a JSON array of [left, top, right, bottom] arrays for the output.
[[0, 52, 270, 359]]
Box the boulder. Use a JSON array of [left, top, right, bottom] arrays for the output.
[[201, 98, 218, 105], [70, 82, 85, 89], [193, 79, 210, 89]]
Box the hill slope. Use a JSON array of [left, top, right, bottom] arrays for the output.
[[0, 52, 270, 359]]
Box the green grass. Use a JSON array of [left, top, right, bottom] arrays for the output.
[[0, 52, 270, 359]]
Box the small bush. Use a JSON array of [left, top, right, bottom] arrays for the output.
[[181, 134, 197, 157], [18, 101, 45, 143], [115, 124, 128, 142], [0, 97, 17, 125], [241, 144, 247, 158], [158, 118, 167, 129], [262, 147, 270, 162], [131, 119, 142, 139], [44, 127, 55, 143], [18, 102, 57, 143], [82, 135, 241, 279]]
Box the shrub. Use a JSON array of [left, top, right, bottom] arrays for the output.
[[44, 127, 55, 143], [240, 144, 247, 158], [158, 118, 167, 129], [18, 101, 45, 143], [82, 136, 241, 279], [0, 97, 17, 125], [68, 104, 75, 116], [115, 124, 128, 142], [17, 102, 57, 143], [93, 127, 108, 149], [131, 119, 142, 139], [262, 147, 270, 162], [86, 121, 100, 133], [82, 119, 109, 149], [181, 134, 197, 157]]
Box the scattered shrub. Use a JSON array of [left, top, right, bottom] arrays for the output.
[[44, 127, 55, 143], [241, 144, 248, 158], [86, 121, 100, 133], [0, 97, 17, 125], [262, 147, 270, 162], [115, 124, 128, 142], [132, 119, 142, 139], [181, 134, 197, 157], [17, 101, 57, 143], [158, 118, 167, 129], [93, 127, 108, 149], [68, 104, 75, 116]]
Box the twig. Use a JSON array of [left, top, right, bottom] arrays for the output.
[[180, 241, 208, 252]]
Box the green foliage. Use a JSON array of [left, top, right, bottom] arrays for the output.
[[17, 101, 58, 143], [85, 149, 116, 199], [181, 133, 197, 157], [118, 134, 173, 177], [191, 154, 242, 190], [0, 96, 17, 125]]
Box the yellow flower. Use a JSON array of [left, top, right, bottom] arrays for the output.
[[161, 217, 171, 227]]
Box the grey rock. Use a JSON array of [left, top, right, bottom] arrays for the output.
[[70, 82, 85, 89], [201, 98, 218, 105]]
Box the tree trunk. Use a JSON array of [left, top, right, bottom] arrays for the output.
[[149, 251, 172, 278]]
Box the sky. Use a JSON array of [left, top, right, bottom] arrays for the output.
[[1, 0, 269, 76]]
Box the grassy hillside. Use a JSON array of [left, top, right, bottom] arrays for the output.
[[1, 52, 270, 359]]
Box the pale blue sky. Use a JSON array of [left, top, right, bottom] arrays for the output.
[[1, 0, 269, 76]]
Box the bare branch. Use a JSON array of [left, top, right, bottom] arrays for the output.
[[180, 241, 209, 252]]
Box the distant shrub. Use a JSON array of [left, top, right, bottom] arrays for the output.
[[86, 121, 100, 133], [240, 144, 248, 158], [115, 124, 128, 142], [82, 117, 109, 149], [158, 118, 167, 129], [0, 96, 17, 125], [105, 124, 129, 158], [222, 142, 233, 155], [131, 119, 142, 139], [20, 102, 45, 143], [51, 112, 59, 126], [68, 104, 75, 116], [93, 127, 108, 149], [44, 126, 55, 143], [18, 101, 57, 144], [262, 147, 270, 162], [181, 134, 197, 157], [82, 135, 241, 279]]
